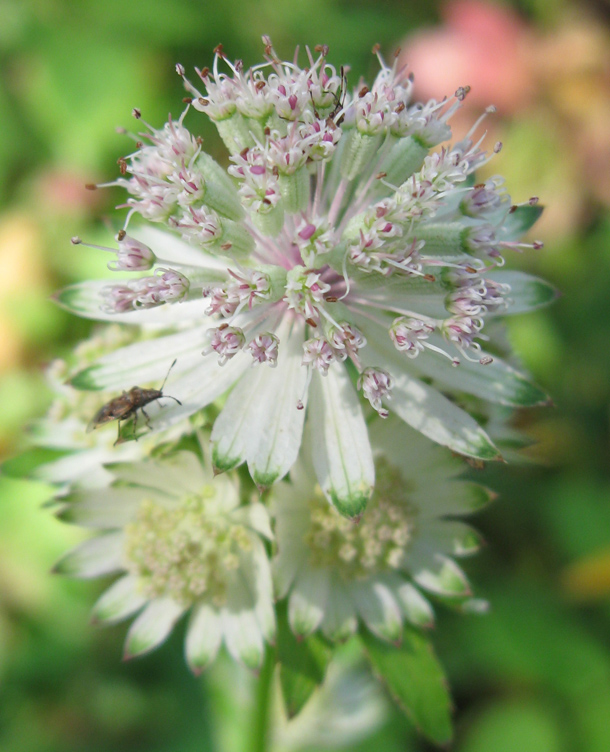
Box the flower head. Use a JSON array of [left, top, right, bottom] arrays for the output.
[[59, 39, 554, 518], [272, 418, 492, 642], [54, 450, 275, 671]]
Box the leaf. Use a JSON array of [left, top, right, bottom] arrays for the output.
[[360, 626, 453, 745], [276, 602, 332, 719]]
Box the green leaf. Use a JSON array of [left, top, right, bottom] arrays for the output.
[[276, 602, 332, 719], [360, 625, 453, 745]]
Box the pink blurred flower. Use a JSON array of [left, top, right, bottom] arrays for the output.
[[401, 0, 535, 115]]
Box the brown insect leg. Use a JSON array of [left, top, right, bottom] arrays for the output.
[[140, 407, 153, 430]]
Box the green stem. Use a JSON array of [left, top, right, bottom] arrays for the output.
[[248, 646, 276, 752]]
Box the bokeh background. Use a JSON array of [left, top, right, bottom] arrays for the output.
[[1, 0, 610, 749]]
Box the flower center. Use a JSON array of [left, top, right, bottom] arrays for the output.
[[123, 487, 251, 607], [304, 461, 417, 580]]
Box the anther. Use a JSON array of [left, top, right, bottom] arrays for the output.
[[182, 97, 193, 104], [306, 318, 317, 328], [132, 108, 142, 119], [117, 229, 127, 241], [71, 236, 82, 245], [371, 43, 381, 55], [85, 184, 97, 191], [213, 44, 225, 57], [358, 86, 369, 98], [175, 63, 185, 76], [325, 296, 338, 303]]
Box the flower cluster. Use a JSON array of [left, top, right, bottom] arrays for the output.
[[10, 43, 557, 732], [59, 39, 553, 520]]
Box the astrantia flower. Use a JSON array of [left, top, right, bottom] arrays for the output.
[[58, 39, 555, 518], [272, 418, 492, 642], [53, 450, 275, 671]]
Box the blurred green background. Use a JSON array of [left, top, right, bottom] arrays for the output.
[[1, 0, 610, 749]]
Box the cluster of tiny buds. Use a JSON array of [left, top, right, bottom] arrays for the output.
[[100, 268, 190, 313], [357, 368, 393, 419]]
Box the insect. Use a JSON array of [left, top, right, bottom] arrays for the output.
[[87, 359, 182, 445]]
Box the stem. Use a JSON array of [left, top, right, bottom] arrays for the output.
[[248, 646, 276, 752]]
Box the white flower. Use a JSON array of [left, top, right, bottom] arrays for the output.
[[53, 450, 275, 671], [272, 418, 492, 643], [57, 39, 554, 518]]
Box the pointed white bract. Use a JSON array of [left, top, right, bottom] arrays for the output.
[[271, 418, 491, 642], [55, 39, 552, 515]]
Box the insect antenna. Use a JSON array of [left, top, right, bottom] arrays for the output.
[[159, 358, 178, 392]]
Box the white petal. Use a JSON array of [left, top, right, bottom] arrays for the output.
[[350, 580, 403, 642], [53, 531, 124, 578], [185, 603, 222, 674], [222, 570, 265, 669], [124, 598, 185, 658], [110, 452, 208, 497], [320, 576, 358, 642], [410, 553, 472, 598], [135, 226, 233, 272], [351, 276, 447, 319], [387, 577, 435, 628], [369, 416, 464, 480], [139, 353, 250, 434], [385, 366, 499, 461], [413, 480, 495, 518], [411, 335, 549, 407], [273, 546, 308, 600], [34, 450, 118, 487], [231, 502, 273, 540], [360, 335, 500, 460], [487, 270, 558, 314], [91, 575, 146, 624], [211, 319, 306, 483], [247, 320, 307, 488], [54, 280, 211, 323], [210, 369, 270, 473], [288, 568, 331, 637], [309, 363, 374, 519], [58, 487, 169, 528], [244, 539, 276, 643], [418, 521, 483, 558], [70, 328, 209, 391]]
